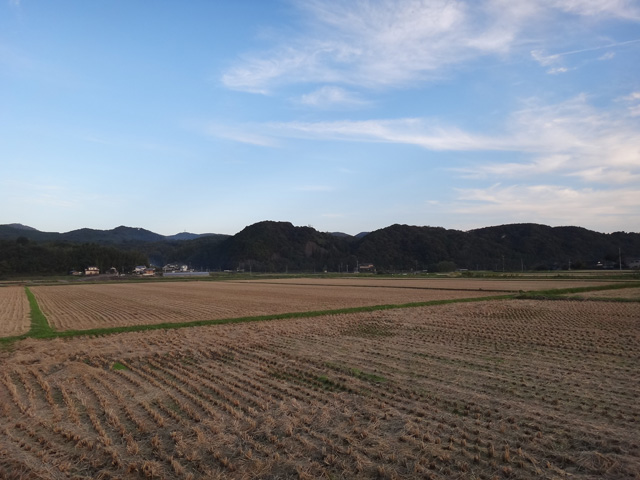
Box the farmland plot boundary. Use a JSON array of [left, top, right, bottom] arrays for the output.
[[2, 294, 513, 346], [25, 287, 55, 338], [2, 281, 638, 348]]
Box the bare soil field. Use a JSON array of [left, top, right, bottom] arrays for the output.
[[30, 281, 501, 331], [0, 287, 30, 338], [571, 286, 640, 299], [1, 299, 638, 479], [240, 276, 619, 291]]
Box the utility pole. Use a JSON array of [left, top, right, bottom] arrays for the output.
[[619, 247, 622, 271]]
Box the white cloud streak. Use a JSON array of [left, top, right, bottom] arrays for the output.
[[624, 92, 640, 117], [544, 0, 640, 20], [299, 86, 367, 108], [222, 0, 530, 92], [212, 94, 640, 185], [453, 183, 640, 231], [205, 123, 278, 147], [531, 38, 640, 73], [222, 0, 640, 93]]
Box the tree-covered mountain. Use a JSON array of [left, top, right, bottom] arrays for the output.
[[0, 224, 221, 244], [152, 222, 640, 272], [0, 221, 638, 276]]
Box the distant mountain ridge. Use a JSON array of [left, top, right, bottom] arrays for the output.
[[1, 221, 638, 275], [4, 223, 38, 231], [0, 224, 222, 244]]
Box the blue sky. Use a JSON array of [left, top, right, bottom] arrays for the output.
[[1, 0, 639, 235]]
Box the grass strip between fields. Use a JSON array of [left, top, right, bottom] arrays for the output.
[[25, 287, 55, 338]]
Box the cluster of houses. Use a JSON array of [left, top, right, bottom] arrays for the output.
[[162, 263, 190, 273], [595, 259, 640, 269], [67, 258, 639, 277], [69, 264, 203, 277], [69, 266, 105, 276], [133, 265, 156, 276], [69, 266, 156, 276]]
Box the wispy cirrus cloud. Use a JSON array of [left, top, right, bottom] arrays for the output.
[[210, 94, 640, 186], [451, 95, 640, 185], [299, 86, 367, 108], [222, 0, 640, 93], [623, 91, 640, 116], [204, 122, 278, 147], [221, 0, 533, 93], [531, 38, 640, 74], [205, 117, 500, 149], [544, 0, 640, 20], [453, 183, 640, 231], [266, 118, 505, 151]]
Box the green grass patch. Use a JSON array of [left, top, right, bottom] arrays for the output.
[[315, 375, 342, 389], [25, 287, 55, 338], [112, 361, 128, 371], [350, 368, 386, 383]]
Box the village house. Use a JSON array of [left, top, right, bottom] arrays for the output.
[[163, 264, 190, 273], [142, 267, 156, 276], [84, 266, 100, 275]]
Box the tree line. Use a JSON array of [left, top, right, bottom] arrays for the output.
[[0, 237, 148, 277]]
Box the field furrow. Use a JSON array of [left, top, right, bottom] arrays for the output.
[[1, 296, 638, 478]]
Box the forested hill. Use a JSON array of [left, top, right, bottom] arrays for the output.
[[0, 224, 223, 244], [357, 223, 639, 272], [1, 221, 638, 276]]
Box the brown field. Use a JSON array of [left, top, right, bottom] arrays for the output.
[[30, 281, 502, 331], [239, 277, 619, 291], [0, 287, 30, 338], [1, 298, 639, 479], [572, 287, 640, 300]]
